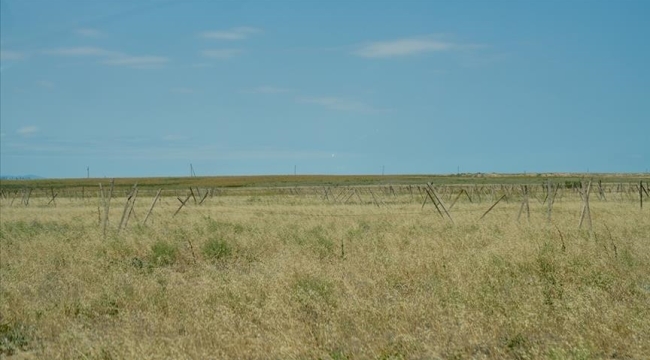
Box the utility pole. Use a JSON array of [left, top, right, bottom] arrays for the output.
[[87, 166, 89, 178]]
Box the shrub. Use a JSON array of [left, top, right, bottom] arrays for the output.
[[202, 237, 232, 262], [293, 274, 334, 305], [150, 240, 178, 266], [0, 321, 30, 356]]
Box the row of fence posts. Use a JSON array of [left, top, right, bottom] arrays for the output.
[[95, 182, 217, 237], [1, 179, 647, 238], [1, 180, 647, 206]]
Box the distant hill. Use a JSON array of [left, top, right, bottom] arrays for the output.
[[0, 175, 44, 180]]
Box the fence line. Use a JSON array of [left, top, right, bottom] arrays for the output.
[[1, 180, 647, 232]]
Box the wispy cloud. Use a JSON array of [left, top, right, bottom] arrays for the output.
[[17, 126, 39, 136], [2, 135, 345, 162], [43, 47, 117, 57], [101, 55, 168, 68], [201, 49, 242, 59], [246, 86, 291, 94], [0, 50, 27, 61], [354, 37, 482, 58], [209, 149, 342, 161], [37, 80, 54, 89], [75, 28, 104, 38], [298, 96, 383, 112], [200, 27, 261, 40], [43, 47, 169, 68]]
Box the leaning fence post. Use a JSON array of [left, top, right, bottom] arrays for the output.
[[198, 190, 210, 205], [479, 194, 507, 221], [368, 189, 381, 208], [102, 179, 114, 237], [119, 184, 138, 232], [517, 185, 530, 223], [423, 187, 444, 218], [173, 194, 192, 217], [448, 190, 463, 211], [47, 192, 58, 206], [143, 189, 162, 225], [578, 180, 593, 232], [546, 179, 552, 222], [427, 184, 454, 224], [640, 181, 644, 209]]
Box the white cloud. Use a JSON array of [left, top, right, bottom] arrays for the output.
[[247, 86, 291, 94], [200, 27, 261, 40], [44, 47, 169, 68], [211, 149, 341, 161], [101, 55, 169, 68], [1, 134, 356, 162], [0, 50, 26, 60], [37, 80, 54, 89], [201, 49, 242, 59], [298, 96, 381, 112], [354, 37, 480, 58], [17, 126, 39, 136], [43, 47, 117, 57], [75, 28, 104, 38]]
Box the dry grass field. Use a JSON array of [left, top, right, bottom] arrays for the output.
[[1, 182, 649, 359]]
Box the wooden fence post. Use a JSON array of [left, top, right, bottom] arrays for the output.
[[189, 187, 197, 205], [578, 181, 593, 232], [517, 185, 530, 223], [198, 190, 210, 205], [119, 184, 138, 232], [640, 181, 644, 209], [479, 194, 507, 221], [427, 184, 454, 224], [598, 180, 607, 201], [546, 179, 552, 222], [143, 189, 162, 225], [102, 179, 114, 237], [47, 192, 58, 206], [423, 187, 444, 218], [173, 194, 192, 217]]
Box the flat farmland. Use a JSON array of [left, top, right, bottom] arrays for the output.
[[1, 177, 649, 359]]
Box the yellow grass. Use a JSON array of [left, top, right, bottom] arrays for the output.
[[1, 187, 649, 359]]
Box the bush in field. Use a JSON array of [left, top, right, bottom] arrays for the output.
[[0, 321, 30, 356], [202, 237, 232, 262], [150, 240, 178, 266]]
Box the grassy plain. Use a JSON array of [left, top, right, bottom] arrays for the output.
[[1, 182, 649, 359], [2, 173, 649, 192]]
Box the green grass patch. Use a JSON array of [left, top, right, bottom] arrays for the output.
[[0, 320, 31, 356], [150, 240, 178, 266], [202, 237, 233, 262]]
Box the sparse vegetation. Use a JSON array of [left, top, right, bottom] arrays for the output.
[[0, 320, 31, 356], [150, 240, 178, 267], [202, 237, 233, 262], [0, 179, 648, 358]]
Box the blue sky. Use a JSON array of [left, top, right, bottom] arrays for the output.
[[1, 0, 648, 178]]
